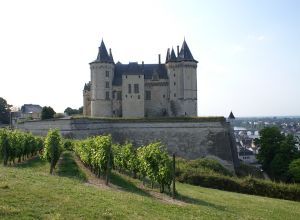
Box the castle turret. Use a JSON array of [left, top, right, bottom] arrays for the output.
[[83, 82, 91, 116], [90, 40, 115, 117], [166, 40, 198, 116]]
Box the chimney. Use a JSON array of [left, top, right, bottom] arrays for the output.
[[158, 54, 161, 64], [109, 48, 112, 57], [177, 45, 179, 56]]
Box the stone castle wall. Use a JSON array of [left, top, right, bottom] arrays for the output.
[[16, 118, 238, 171]]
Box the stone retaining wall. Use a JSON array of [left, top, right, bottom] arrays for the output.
[[16, 118, 239, 171]]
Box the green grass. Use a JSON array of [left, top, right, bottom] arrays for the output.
[[57, 151, 87, 182], [0, 154, 300, 219]]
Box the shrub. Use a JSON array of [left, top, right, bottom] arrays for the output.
[[63, 139, 74, 151], [176, 164, 300, 202], [289, 159, 300, 183]]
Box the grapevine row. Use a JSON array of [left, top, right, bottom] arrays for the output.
[[74, 135, 173, 192], [0, 128, 44, 165]]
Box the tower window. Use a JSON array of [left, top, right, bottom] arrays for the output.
[[117, 91, 122, 100], [128, 84, 132, 93], [106, 82, 110, 88], [174, 82, 176, 86], [174, 73, 175, 77], [174, 93, 176, 97], [134, 84, 139, 93], [138, 95, 140, 99], [163, 94, 165, 98], [105, 71, 109, 77], [145, 91, 151, 100], [105, 92, 110, 100]]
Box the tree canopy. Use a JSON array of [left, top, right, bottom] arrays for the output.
[[41, 106, 56, 120], [0, 97, 11, 124], [64, 107, 83, 116], [255, 126, 300, 182]]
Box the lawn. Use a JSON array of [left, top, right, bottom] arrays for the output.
[[0, 152, 299, 220]]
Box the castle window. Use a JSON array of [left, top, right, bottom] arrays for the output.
[[105, 82, 109, 88], [174, 82, 176, 86], [174, 73, 175, 77], [139, 75, 141, 78], [138, 95, 140, 99], [128, 84, 132, 93], [125, 94, 127, 98], [117, 91, 122, 100], [105, 91, 110, 100], [112, 91, 116, 99], [174, 93, 176, 97], [145, 91, 151, 100], [134, 84, 139, 93], [163, 94, 165, 98], [105, 71, 109, 77]]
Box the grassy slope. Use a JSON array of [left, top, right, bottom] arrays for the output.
[[0, 154, 300, 220]]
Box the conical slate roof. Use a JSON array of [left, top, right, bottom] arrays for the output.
[[169, 48, 177, 62], [178, 40, 197, 62], [93, 40, 114, 63], [228, 111, 235, 119], [165, 48, 170, 63]]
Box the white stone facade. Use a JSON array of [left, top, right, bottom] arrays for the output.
[[83, 39, 198, 118]]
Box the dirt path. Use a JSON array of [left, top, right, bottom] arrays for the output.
[[72, 153, 110, 190]]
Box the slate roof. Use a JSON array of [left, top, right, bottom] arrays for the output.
[[177, 40, 197, 62], [238, 148, 254, 156], [228, 111, 235, 119], [84, 81, 91, 91], [112, 63, 168, 86], [21, 104, 42, 114], [169, 48, 177, 62], [165, 40, 197, 63], [92, 40, 114, 64]]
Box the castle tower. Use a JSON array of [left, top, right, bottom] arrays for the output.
[[166, 40, 198, 116], [83, 82, 91, 116], [90, 40, 115, 117]]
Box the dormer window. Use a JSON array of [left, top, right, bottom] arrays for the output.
[[152, 71, 159, 81]]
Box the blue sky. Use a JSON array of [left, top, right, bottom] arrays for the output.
[[0, 0, 299, 117]]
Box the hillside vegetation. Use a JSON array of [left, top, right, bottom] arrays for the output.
[[1, 153, 300, 220]]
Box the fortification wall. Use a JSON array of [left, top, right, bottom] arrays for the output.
[[16, 118, 238, 171]]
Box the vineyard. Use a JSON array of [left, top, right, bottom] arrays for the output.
[[74, 136, 173, 193], [0, 129, 43, 165], [0, 128, 173, 194]]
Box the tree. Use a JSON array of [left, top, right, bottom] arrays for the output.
[[0, 97, 11, 124], [64, 106, 83, 116], [78, 106, 83, 114], [256, 127, 299, 181], [64, 107, 78, 116], [255, 127, 284, 172], [41, 106, 56, 120]]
